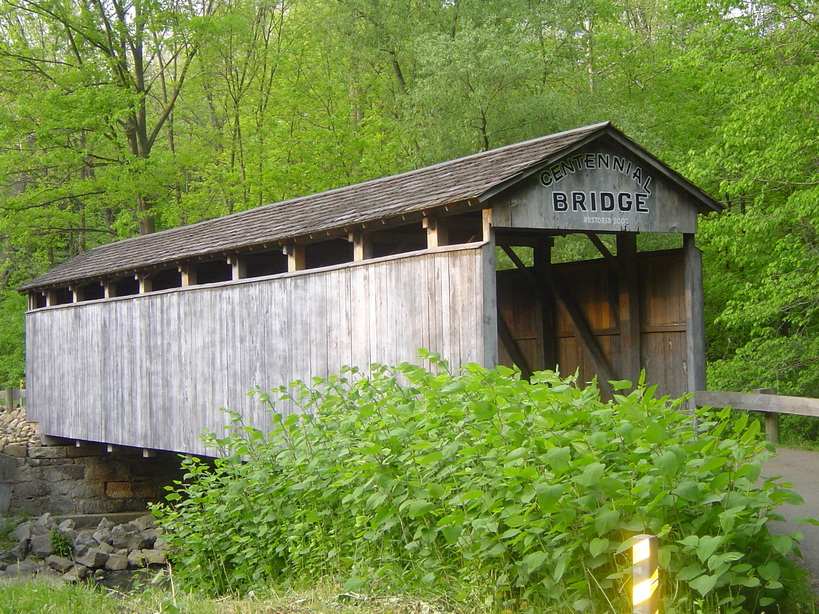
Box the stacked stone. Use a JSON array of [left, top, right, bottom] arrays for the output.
[[0, 405, 40, 452], [1, 512, 170, 582]]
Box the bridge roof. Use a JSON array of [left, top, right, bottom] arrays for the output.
[[21, 122, 721, 291]]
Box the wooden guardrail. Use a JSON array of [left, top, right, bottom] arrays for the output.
[[693, 389, 819, 443], [3, 387, 25, 410]]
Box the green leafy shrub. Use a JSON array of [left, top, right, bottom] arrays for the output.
[[154, 355, 809, 613], [51, 529, 73, 558]]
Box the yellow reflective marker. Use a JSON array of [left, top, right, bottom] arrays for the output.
[[633, 535, 652, 564], [632, 534, 659, 614]]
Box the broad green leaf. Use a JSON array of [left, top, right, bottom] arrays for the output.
[[644, 421, 666, 444], [460, 489, 484, 503], [770, 534, 792, 556], [523, 550, 548, 573], [695, 535, 724, 563], [441, 526, 462, 543], [418, 450, 443, 464], [677, 563, 705, 581], [577, 462, 605, 487], [758, 561, 781, 581], [546, 446, 571, 472], [656, 450, 681, 477], [673, 481, 701, 502], [689, 573, 718, 596], [589, 537, 609, 558], [594, 508, 620, 536], [426, 483, 446, 498], [407, 499, 434, 518], [536, 484, 564, 512]]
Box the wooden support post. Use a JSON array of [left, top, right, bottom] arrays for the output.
[[285, 244, 306, 272], [45, 290, 58, 307], [684, 234, 707, 396], [481, 241, 499, 367], [70, 286, 83, 303], [4, 388, 12, 411], [228, 255, 246, 280], [535, 237, 556, 371], [180, 264, 197, 287], [348, 231, 373, 261], [138, 275, 153, 294], [482, 208, 493, 243], [142, 448, 156, 458], [754, 388, 780, 443], [104, 282, 116, 299], [424, 216, 449, 248], [617, 234, 641, 386]]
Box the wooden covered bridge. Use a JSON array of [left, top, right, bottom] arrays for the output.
[[21, 122, 722, 456]]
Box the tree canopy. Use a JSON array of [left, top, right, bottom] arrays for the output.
[[1, 0, 817, 395]]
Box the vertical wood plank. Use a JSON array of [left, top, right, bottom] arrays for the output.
[[480, 242, 498, 367], [286, 244, 306, 272], [684, 234, 706, 395], [229, 255, 247, 280], [26, 247, 488, 455], [424, 216, 449, 248], [617, 234, 641, 385]]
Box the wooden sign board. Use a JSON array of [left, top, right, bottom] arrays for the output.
[[491, 142, 699, 234]]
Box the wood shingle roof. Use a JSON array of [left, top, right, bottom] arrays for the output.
[[20, 122, 719, 291]]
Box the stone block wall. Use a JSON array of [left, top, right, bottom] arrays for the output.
[[2, 444, 185, 516], [1, 402, 187, 516]]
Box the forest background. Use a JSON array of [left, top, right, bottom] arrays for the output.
[[0, 0, 816, 402]]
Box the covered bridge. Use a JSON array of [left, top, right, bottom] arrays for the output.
[[21, 122, 722, 456]]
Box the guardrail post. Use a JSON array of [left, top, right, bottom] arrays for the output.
[[632, 534, 659, 614], [4, 387, 12, 412], [753, 388, 779, 443]]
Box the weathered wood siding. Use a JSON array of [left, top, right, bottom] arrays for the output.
[[491, 141, 699, 234], [498, 249, 690, 398], [26, 244, 494, 456]]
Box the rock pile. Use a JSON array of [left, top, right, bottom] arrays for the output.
[[1, 512, 170, 582], [0, 405, 39, 451]]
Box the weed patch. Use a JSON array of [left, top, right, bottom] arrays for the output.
[[155, 356, 812, 613]]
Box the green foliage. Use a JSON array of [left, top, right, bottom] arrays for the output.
[[0, 0, 816, 420], [0, 287, 25, 387], [0, 517, 21, 546], [154, 357, 808, 613], [50, 529, 73, 559]]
